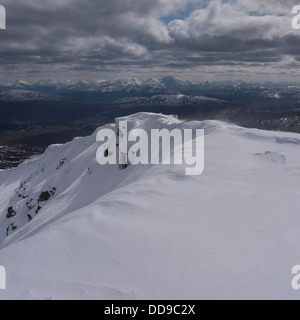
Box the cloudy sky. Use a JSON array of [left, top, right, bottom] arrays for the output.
[[0, 0, 300, 82]]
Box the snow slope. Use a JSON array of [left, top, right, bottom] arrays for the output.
[[0, 113, 300, 300]]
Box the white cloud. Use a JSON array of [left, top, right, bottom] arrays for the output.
[[1, 0, 300, 80], [168, 0, 293, 43], [66, 36, 148, 58]]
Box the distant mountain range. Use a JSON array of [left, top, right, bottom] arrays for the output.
[[0, 77, 296, 108], [0, 76, 299, 152], [0, 90, 70, 102], [0, 77, 292, 97]]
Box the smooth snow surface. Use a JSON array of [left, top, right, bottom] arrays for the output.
[[0, 113, 300, 300]]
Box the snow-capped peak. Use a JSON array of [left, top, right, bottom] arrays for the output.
[[13, 80, 32, 88]]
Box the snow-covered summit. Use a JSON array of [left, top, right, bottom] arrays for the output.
[[0, 113, 300, 300]]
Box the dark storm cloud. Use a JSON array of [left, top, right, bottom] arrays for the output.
[[0, 0, 299, 80]]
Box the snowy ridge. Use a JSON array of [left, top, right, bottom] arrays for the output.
[[117, 94, 222, 106], [0, 113, 186, 245], [0, 113, 300, 299]]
